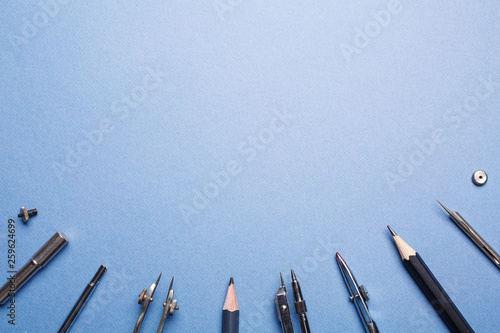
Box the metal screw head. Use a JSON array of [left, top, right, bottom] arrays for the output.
[[19, 207, 29, 223], [138, 289, 147, 304], [169, 299, 179, 315], [18, 207, 37, 223], [359, 285, 369, 301], [472, 170, 487, 186]]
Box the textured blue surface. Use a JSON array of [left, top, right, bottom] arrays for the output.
[[0, 1, 499, 332]]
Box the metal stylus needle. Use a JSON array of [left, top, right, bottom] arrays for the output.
[[291, 270, 310, 333], [437, 200, 500, 269], [275, 272, 294, 333], [134, 274, 162, 333]]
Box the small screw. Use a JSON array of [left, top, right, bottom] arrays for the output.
[[138, 289, 147, 304], [18, 207, 37, 223]]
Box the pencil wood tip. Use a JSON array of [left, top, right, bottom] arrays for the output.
[[223, 278, 239, 311]]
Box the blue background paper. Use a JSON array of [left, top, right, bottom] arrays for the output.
[[0, 1, 499, 332]]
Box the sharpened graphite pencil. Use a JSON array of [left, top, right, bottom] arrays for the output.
[[222, 277, 239, 333], [387, 226, 474, 333]]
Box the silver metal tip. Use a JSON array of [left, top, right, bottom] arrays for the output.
[[156, 273, 162, 286], [387, 226, 397, 236], [169, 276, 174, 290], [335, 252, 345, 265], [436, 200, 453, 215]]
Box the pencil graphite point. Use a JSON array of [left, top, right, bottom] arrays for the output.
[[387, 226, 417, 260], [223, 277, 239, 312], [280, 272, 285, 286], [291, 269, 296, 281]]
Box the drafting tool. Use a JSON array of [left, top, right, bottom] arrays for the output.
[[59, 265, 107, 333], [157, 276, 179, 333], [336, 253, 378, 333], [275, 272, 294, 333], [437, 200, 500, 269], [222, 277, 239, 333], [388, 226, 474, 333], [134, 273, 162, 333], [291, 270, 310, 333], [0, 231, 68, 305]]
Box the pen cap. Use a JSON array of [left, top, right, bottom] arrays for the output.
[[32, 232, 68, 268]]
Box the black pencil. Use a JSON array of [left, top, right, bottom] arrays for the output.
[[387, 226, 474, 333], [222, 277, 239, 333]]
